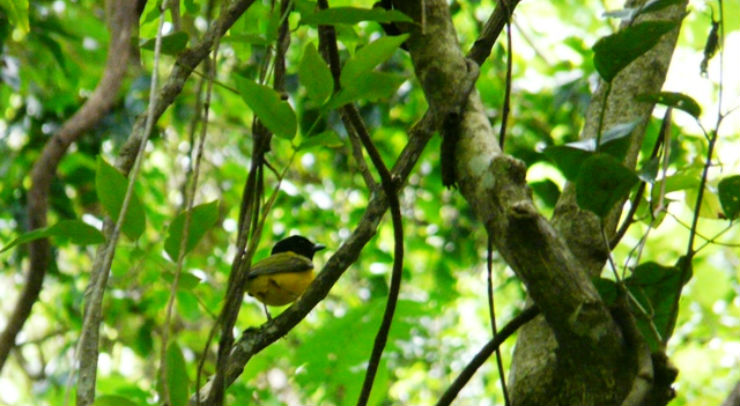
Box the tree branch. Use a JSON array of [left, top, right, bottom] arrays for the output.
[[191, 112, 438, 403], [0, 0, 138, 373], [436, 306, 539, 406]]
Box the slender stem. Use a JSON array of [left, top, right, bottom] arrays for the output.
[[486, 234, 510, 405]]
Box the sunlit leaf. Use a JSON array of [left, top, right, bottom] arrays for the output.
[[0, 0, 29, 35], [165, 342, 189, 406], [0, 219, 104, 254], [165, 200, 220, 261], [235, 75, 297, 139], [299, 43, 334, 104], [95, 157, 146, 240]]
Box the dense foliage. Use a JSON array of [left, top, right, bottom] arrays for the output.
[[0, 0, 738, 405]]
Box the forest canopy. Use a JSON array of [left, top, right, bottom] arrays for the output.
[[0, 0, 739, 405]]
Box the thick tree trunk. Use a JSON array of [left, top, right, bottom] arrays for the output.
[[510, 1, 689, 404]]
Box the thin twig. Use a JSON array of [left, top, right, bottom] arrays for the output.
[[159, 7, 222, 404], [436, 306, 539, 406], [74, 1, 169, 405], [497, 0, 513, 150], [486, 234, 510, 405]]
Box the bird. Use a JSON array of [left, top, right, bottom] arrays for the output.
[[245, 235, 325, 315]]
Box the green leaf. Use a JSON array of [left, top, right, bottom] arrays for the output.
[[140, 31, 189, 55], [636, 91, 702, 118], [600, 119, 642, 160], [94, 395, 139, 406], [327, 72, 404, 109], [299, 43, 334, 104], [162, 270, 202, 290], [544, 146, 594, 180], [234, 75, 297, 139], [48, 220, 106, 245], [165, 342, 190, 406], [95, 157, 146, 240], [0, 0, 29, 35], [637, 157, 660, 183], [299, 130, 344, 149], [685, 184, 724, 219], [0, 219, 104, 254], [576, 153, 638, 217], [593, 277, 618, 305], [626, 260, 691, 350], [340, 34, 409, 89], [718, 175, 740, 219], [593, 21, 679, 82], [165, 201, 220, 260], [603, 0, 683, 21], [300, 7, 413, 26]]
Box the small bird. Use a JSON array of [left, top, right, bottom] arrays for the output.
[[245, 235, 325, 312]]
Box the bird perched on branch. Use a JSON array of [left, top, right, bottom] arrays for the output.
[[245, 235, 325, 314]]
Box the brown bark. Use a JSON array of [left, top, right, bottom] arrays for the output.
[[0, 0, 138, 372], [510, 1, 689, 404]]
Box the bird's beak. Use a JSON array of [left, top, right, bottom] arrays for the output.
[[313, 243, 326, 252]]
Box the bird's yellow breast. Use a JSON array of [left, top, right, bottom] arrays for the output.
[[245, 269, 315, 306]]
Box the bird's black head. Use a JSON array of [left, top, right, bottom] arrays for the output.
[[271, 235, 325, 259]]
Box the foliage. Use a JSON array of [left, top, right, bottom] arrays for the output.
[[0, 0, 738, 405]]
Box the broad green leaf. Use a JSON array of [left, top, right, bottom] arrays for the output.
[[0, 0, 29, 35], [718, 175, 740, 219], [299, 130, 344, 149], [544, 146, 594, 180], [626, 260, 691, 350], [636, 91, 701, 118], [234, 75, 297, 139], [300, 7, 413, 26], [95, 157, 146, 240], [221, 33, 270, 46], [686, 185, 724, 218], [593, 277, 618, 305], [576, 153, 638, 217], [637, 157, 660, 183], [47, 220, 105, 245], [140, 32, 189, 55], [299, 43, 334, 104], [165, 200, 220, 260], [600, 119, 642, 160], [327, 71, 404, 109], [593, 20, 678, 82], [162, 271, 202, 290], [340, 34, 409, 89], [165, 342, 189, 406], [177, 290, 202, 321], [0, 219, 104, 254], [94, 395, 138, 406]]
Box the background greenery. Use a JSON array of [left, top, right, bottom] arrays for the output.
[[0, 0, 738, 404]]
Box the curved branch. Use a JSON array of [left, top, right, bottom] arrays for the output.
[[436, 306, 539, 406], [191, 112, 438, 402], [0, 0, 138, 373]]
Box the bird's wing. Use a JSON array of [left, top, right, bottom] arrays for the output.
[[246, 252, 314, 278]]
